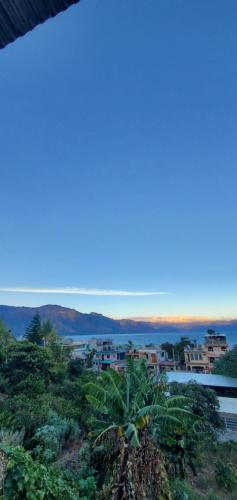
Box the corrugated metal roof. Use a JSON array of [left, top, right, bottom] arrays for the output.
[[0, 0, 80, 49], [218, 397, 237, 414], [166, 371, 237, 388]]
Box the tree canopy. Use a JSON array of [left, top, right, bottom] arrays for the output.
[[213, 346, 237, 378]]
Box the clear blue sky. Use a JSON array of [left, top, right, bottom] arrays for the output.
[[0, 0, 237, 318]]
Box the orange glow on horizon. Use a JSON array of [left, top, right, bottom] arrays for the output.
[[118, 315, 235, 323]]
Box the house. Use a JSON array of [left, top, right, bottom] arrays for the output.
[[128, 348, 160, 373], [93, 340, 128, 373], [184, 331, 228, 373], [128, 346, 177, 374]]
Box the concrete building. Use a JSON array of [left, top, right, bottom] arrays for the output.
[[128, 348, 160, 373], [93, 340, 127, 372], [128, 346, 177, 374], [184, 332, 228, 373]]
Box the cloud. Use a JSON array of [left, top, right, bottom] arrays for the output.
[[0, 287, 169, 297]]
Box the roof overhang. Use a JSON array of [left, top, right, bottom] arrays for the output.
[[0, 0, 80, 49]]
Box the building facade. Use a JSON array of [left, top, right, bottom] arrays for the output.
[[93, 340, 127, 372], [184, 332, 228, 373]]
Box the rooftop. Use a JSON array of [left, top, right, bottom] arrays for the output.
[[0, 0, 80, 49], [218, 397, 237, 415], [166, 371, 237, 389]]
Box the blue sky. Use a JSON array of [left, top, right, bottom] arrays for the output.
[[0, 0, 237, 318]]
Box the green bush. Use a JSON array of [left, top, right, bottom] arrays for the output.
[[33, 412, 80, 463], [171, 479, 200, 499], [0, 445, 79, 499], [215, 460, 237, 491]]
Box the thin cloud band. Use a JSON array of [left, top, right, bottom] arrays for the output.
[[0, 287, 169, 297]]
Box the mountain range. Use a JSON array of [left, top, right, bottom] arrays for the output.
[[0, 304, 237, 337]]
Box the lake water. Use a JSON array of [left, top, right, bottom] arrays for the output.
[[63, 331, 237, 347]]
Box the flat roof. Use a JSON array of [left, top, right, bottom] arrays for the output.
[[0, 0, 80, 49], [166, 371, 237, 389], [218, 397, 237, 414]]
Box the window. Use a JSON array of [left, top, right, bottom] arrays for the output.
[[194, 354, 198, 360], [209, 357, 215, 364], [208, 346, 213, 351], [199, 354, 202, 360]]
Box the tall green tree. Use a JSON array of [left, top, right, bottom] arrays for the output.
[[24, 313, 43, 345], [85, 360, 194, 499], [41, 320, 57, 345], [2, 341, 51, 387], [0, 321, 15, 364]]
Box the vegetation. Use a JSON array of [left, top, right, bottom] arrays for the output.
[[161, 337, 194, 368], [213, 346, 237, 377], [0, 317, 234, 498]]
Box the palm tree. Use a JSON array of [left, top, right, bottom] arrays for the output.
[[85, 359, 195, 499]]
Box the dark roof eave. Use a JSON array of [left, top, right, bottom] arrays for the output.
[[0, 0, 80, 49]]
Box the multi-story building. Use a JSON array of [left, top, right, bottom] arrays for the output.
[[184, 332, 228, 373], [93, 340, 128, 372], [128, 346, 177, 374], [204, 332, 228, 368], [128, 348, 159, 373]]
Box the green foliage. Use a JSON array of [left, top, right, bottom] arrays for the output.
[[15, 374, 46, 397], [33, 412, 80, 463], [68, 358, 85, 378], [24, 312, 43, 345], [161, 337, 194, 367], [0, 329, 233, 499], [1, 445, 79, 499], [215, 460, 237, 491], [0, 394, 54, 435], [41, 320, 57, 343], [171, 478, 200, 499], [85, 361, 197, 498], [0, 428, 25, 446], [77, 476, 97, 499], [2, 341, 52, 388], [169, 381, 223, 429], [86, 361, 195, 448], [213, 346, 237, 378], [0, 320, 15, 364]]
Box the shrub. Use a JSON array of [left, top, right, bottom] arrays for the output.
[[0, 445, 79, 499], [215, 460, 237, 491], [0, 428, 25, 447], [171, 478, 200, 499], [33, 412, 80, 463]]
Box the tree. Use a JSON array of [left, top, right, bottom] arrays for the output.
[[175, 337, 195, 367], [161, 342, 174, 359], [207, 329, 215, 335], [0, 321, 15, 364], [85, 360, 194, 499], [41, 320, 57, 345], [161, 337, 194, 368], [2, 341, 51, 387], [68, 358, 84, 377], [24, 313, 43, 345], [213, 346, 237, 378], [169, 381, 222, 429], [0, 445, 79, 499]]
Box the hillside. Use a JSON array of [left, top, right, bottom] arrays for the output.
[[0, 304, 158, 336], [0, 304, 237, 337]]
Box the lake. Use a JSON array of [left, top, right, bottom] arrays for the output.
[[63, 331, 237, 347]]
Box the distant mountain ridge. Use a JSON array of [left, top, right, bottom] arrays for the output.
[[0, 304, 237, 337]]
